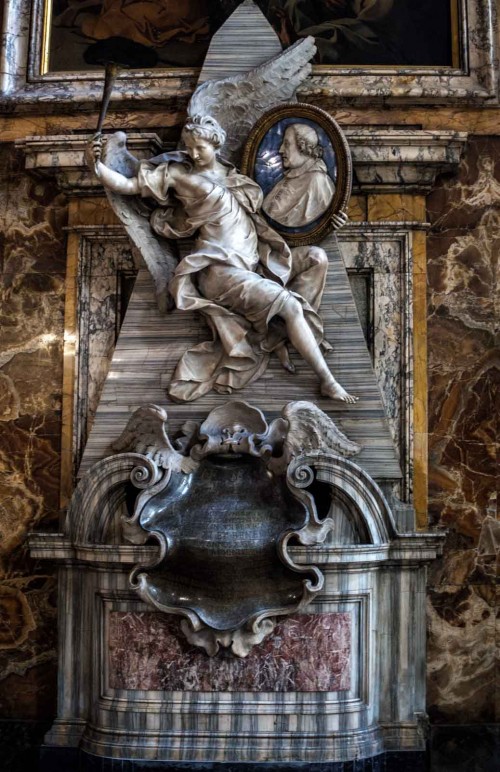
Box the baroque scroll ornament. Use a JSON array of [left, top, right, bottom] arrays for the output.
[[114, 400, 361, 656], [87, 37, 356, 405]]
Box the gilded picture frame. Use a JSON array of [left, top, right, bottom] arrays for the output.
[[242, 104, 352, 247], [38, 0, 461, 74]]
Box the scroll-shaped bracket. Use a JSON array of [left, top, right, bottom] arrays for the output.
[[113, 400, 365, 657]]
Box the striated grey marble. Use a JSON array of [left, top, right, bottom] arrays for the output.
[[197, 0, 283, 84], [78, 232, 402, 484]]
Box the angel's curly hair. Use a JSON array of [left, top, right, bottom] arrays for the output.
[[182, 114, 226, 150]]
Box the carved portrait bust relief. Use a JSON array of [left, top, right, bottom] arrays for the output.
[[262, 122, 336, 227]]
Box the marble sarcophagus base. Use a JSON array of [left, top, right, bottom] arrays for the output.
[[30, 400, 442, 767]]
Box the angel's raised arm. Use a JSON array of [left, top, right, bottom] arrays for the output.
[[89, 135, 140, 195], [85, 131, 180, 315]]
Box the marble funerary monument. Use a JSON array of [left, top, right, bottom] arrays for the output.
[[24, 2, 463, 768]]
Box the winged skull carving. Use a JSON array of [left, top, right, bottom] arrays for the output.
[[113, 399, 361, 479]]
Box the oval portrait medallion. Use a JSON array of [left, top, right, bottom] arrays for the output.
[[242, 103, 352, 246]]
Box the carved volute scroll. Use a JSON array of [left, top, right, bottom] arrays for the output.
[[85, 399, 369, 656]]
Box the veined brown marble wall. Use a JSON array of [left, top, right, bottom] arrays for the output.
[[0, 144, 66, 717], [426, 137, 499, 724]]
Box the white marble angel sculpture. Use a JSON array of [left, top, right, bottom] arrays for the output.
[[89, 40, 356, 404]]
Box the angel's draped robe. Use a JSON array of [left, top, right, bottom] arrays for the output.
[[137, 154, 329, 402]]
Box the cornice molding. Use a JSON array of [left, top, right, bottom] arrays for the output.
[[16, 129, 468, 195]]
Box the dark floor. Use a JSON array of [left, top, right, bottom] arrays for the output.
[[40, 753, 424, 772], [0, 722, 498, 772]]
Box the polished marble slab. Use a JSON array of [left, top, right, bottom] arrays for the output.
[[108, 612, 351, 693]]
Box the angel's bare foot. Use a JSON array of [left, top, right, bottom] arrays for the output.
[[276, 343, 295, 373], [320, 377, 358, 403]]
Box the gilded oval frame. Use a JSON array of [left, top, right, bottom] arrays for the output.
[[241, 103, 352, 247]]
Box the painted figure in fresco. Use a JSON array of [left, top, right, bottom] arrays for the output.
[[91, 115, 357, 404], [262, 123, 336, 227], [51, 0, 225, 68]]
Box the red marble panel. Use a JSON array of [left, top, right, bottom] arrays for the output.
[[108, 611, 351, 692]]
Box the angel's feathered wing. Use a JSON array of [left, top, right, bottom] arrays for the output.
[[101, 132, 178, 313], [112, 404, 194, 472], [282, 401, 362, 459], [187, 37, 316, 164]]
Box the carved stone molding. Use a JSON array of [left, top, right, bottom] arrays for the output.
[[17, 130, 468, 195], [15, 133, 162, 193], [345, 129, 468, 193], [2, 0, 497, 107]]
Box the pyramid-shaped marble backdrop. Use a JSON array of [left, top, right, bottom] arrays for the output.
[[80, 0, 401, 483]]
